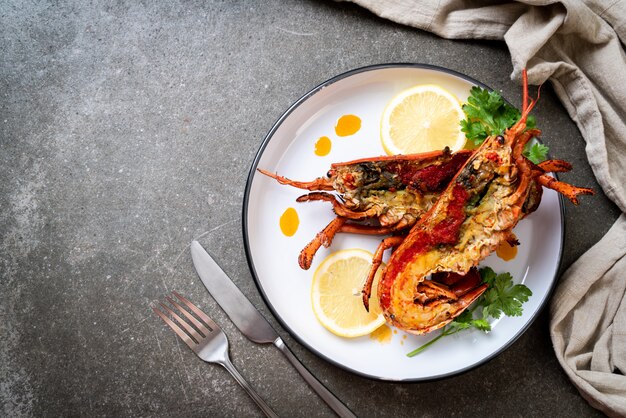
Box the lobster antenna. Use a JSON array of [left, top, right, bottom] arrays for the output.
[[522, 69, 529, 114], [520, 69, 541, 123]]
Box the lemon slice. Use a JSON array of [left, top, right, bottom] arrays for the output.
[[311, 249, 386, 338], [381, 84, 466, 155]]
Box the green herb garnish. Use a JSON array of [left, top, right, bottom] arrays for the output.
[[460, 86, 547, 163], [406, 267, 532, 357], [525, 142, 549, 164]]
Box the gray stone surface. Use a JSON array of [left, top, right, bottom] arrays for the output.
[[1, 1, 619, 417]]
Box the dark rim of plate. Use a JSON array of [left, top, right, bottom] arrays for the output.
[[241, 63, 565, 382]]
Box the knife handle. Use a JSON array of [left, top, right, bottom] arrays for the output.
[[273, 337, 356, 418]]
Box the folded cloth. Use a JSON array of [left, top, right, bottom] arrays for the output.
[[551, 213, 626, 416], [346, 0, 626, 416]]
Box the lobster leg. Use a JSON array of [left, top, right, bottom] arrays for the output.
[[537, 174, 594, 205], [296, 192, 379, 219], [299, 219, 409, 270], [298, 217, 346, 270], [339, 224, 398, 235], [362, 236, 405, 311], [538, 159, 572, 173], [257, 168, 334, 191]]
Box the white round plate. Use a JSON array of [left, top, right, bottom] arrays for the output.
[[243, 64, 563, 381]]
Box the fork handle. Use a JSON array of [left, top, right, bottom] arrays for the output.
[[219, 357, 279, 418], [273, 337, 356, 418]]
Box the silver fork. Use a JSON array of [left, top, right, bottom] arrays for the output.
[[153, 291, 279, 418]]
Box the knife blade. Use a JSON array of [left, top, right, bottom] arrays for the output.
[[190, 240, 356, 418], [190, 240, 276, 343]]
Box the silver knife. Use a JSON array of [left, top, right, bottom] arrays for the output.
[[190, 241, 356, 418]]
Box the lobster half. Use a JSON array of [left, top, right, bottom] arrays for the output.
[[258, 148, 473, 269], [371, 70, 594, 335]]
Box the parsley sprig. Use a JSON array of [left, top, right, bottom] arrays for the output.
[[460, 86, 548, 164], [406, 267, 532, 357]]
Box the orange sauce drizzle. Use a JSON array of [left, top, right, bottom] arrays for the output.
[[279, 207, 299, 237], [370, 324, 392, 344], [314, 136, 332, 156], [496, 237, 518, 261], [335, 114, 361, 137]]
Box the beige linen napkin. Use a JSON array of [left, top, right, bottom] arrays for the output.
[[346, 0, 626, 416]]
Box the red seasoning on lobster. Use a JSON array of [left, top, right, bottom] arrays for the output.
[[258, 148, 473, 269], [370, 70, 593, 334]]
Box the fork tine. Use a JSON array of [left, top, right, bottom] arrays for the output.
[[152, 306, 196, 349], [166, 295, 211, 336], [172, 291, 219, 330], [157, 293, 279, 418], [159, 302, 205, 343]]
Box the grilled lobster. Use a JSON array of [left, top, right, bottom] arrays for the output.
[[371, 70, 594, 334], [258, 149, 472, 269]]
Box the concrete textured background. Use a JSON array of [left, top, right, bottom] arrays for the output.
[[1, 1, 620, 417]]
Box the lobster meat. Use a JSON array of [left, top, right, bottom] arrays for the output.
[[258, 148, 473, 269], [371, 70, 593, 334]]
